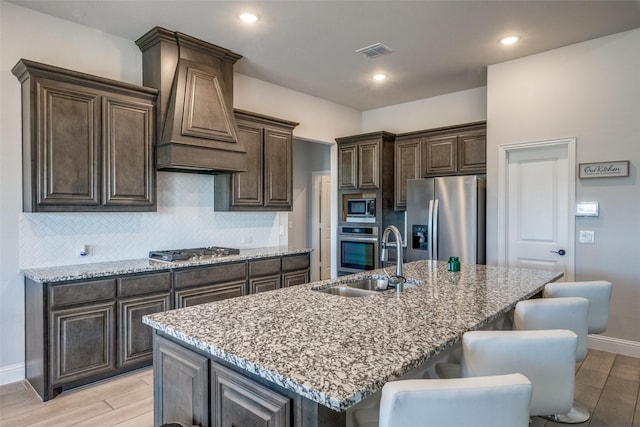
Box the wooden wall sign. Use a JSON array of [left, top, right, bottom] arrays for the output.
[[579, 160, 629, 179]]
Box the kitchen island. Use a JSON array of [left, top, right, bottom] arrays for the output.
[[144, 261, 562, 427]]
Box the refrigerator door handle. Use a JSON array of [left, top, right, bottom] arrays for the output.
[[433, 199, 439, 260], [427, 199, 434, 260]]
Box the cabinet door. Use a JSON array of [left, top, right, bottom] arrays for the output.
[[458, 130, 487, 173], [264, 127, 292, 209], [338, 144, 357, 189], [50, 302, 116, 385], [154, 335, 209, 427], [211, 361, 290, 427], [232, 120, 264, 208], [282, 270, 310, 287], [175, 281, 247, 308], [422, 135, 457, 176], [118, 293, 170, 368], [102, 95, 155, 209], [249, 275, 281, 294], [395, 139, 421, 210], [35, 78, 101, 209], [358, 140, 380, 189]]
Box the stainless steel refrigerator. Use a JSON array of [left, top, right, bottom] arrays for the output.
[[406, 176, 486, 264]]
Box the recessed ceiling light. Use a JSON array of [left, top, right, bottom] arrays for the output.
[[373, 73, 387, 81], [239, 12, 259, 23], [500, 36, 520, 45]]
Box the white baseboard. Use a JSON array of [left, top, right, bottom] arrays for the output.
[[588, 335, 640, 358], [0, 362, 24, 386]]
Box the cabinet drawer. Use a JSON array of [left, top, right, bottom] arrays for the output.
[[249, 275, 281, 294], [281, 254, 310, 272], [174, 262, 246, 289], [175, 281, 246, 308], [118, 272, 171, 297], [282, 270, 309, 288], [248, 258, 281, 277], [49, 279, 116, 308]]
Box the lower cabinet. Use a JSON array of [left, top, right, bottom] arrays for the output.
[[173, 262, 248, 309], [211, 361, 290, 427], [153, 333, 345, 427], [154, 335, 209, 427], [50, 301, 116, 385], [25, 252, 311, 401], [118, 293, 170, 368], [282, 254, 311, 288], [283, 270, 310, 287]]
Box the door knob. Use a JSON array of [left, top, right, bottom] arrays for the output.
[[550, 249, 566, 256]]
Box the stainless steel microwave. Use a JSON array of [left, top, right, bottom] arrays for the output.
[[346, 198, 376, 222]]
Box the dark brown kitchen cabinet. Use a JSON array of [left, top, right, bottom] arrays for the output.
[[211, 360, 290, 427], [281, 254, 311, 288], [338, 144, 358, 189], [423, 134, 458, 176], [173, 262, 247, 308], [394, 138, 422, 210], [24, 251, 311, 401], [394, 122, 486, 210], [336, 133, 393, 190], [154, 335, 209, 427], [248, 257, 282, 293], [12, 59, 157, 212], [457, 130, 487, 173], [50, 301, 116, 386], [118, 272, 171, 368], [214, 110, 299, 211]]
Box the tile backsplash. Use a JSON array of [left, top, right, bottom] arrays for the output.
[[19, 172, 286, 268]]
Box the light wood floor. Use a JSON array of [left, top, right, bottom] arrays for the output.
[[1, 349, 639, 427]]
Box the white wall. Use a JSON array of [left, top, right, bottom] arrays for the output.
[[487, 29, 640, 354], [0, 2, 359, 384], [362, 87, 487, 134]]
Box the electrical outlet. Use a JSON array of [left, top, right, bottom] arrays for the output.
[[579, 230, 595, 244], [76, 245, 90, 257], [241, 236, 253, 244]]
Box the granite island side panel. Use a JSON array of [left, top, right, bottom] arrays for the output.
[[143, 261, 562, 412]]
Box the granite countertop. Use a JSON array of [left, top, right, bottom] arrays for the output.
[[21, 247, 312, 283], [143, 261, 562, 412]]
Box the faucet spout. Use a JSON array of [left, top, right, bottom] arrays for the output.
[[381, 225, 404, 292]]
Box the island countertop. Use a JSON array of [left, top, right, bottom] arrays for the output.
[[143, 261, 562, 412]]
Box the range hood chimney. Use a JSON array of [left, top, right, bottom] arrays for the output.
[[136, 27, 246, 174]]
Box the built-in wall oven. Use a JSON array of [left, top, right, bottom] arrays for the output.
[[338, 226, 379, 276]]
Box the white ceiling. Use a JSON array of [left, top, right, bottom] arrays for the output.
[[10, 0, 640, 111]]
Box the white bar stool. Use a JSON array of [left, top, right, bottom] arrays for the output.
[[352, 373, 533, 427], [460, 329, 578, 418], [514, 296, 590, 423], [541, 280, 613, 423]]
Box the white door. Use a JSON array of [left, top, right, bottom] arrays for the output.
[[499, 139, 575, 280], [311, 171, 332, 281], [320, 175, 332, 280]]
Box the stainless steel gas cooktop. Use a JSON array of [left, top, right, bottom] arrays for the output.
[[148, 246, 240, 262]]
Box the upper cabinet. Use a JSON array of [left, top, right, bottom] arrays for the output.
[[136, 27, 247, 174], [12, 59, 157, 213], [336, 132, 395, 190], [214, 110, 298, 211], [395, 122, 486, 210]]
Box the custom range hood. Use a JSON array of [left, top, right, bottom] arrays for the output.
[[136, 27, 246, 173]]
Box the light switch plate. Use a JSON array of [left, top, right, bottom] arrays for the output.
[[579, 230, 595, 244]]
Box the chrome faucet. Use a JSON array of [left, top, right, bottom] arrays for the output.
[[381, 225, 405, 293]]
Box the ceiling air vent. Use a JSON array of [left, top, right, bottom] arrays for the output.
[[355, 42, 393, 59]]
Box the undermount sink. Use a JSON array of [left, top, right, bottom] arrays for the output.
[[313, 276, 420, 297]]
